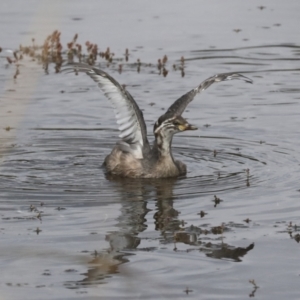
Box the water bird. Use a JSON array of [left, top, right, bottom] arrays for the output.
[[63, 64, 252, 178]]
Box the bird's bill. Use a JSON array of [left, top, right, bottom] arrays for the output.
[[179, 124, 198, 131]]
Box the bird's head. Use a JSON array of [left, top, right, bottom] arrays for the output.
[[153, 115, 197, 136]]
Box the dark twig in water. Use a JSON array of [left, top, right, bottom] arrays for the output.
[[249, 279, 259, 297]]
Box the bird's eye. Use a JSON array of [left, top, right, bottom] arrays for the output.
[[173, 121, 180, 126]]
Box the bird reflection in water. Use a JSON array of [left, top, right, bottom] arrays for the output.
[[75, 177, 254, 287]]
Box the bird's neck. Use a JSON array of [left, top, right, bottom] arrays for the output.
[[154, 131, 174, 159]]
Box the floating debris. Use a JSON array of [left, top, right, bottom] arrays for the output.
[[162, 54, 168, 65], [249, 279, 259, 297], [34, 227, 42, 235], [55, 206, 66, 211], [137, 59, 141, 73], [184, 287, 193, 295], [118, 64, 123, 74], [36, 212, 42, 221], [157, 58, 162, 71], [162, 67, 168, 77], [211, 224, 225, 235], [181, 68, 185, 77], [246, 168, 250, 187], [213, 195, 223, 207], [197, 210, 207, 218]]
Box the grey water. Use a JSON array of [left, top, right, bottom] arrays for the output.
[[0, 0, 300, 299]]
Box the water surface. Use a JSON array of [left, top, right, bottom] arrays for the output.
[[1, 1, 300, 299]]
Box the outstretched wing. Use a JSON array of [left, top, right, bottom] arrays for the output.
[[62, 63, 150, 159], [165, 72, 252, 117]]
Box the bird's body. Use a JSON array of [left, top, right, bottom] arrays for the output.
[[103, 144, 185, 178], [63, 64, 252, 178]]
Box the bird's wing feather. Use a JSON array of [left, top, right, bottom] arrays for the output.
[[166, 72, 252, 117], [62, 63, 150, 159]]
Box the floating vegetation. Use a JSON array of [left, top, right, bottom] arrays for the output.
[[3, 30, 188, 79]]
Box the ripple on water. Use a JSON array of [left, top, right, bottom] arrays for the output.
[[0, 130, 298, 205]]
